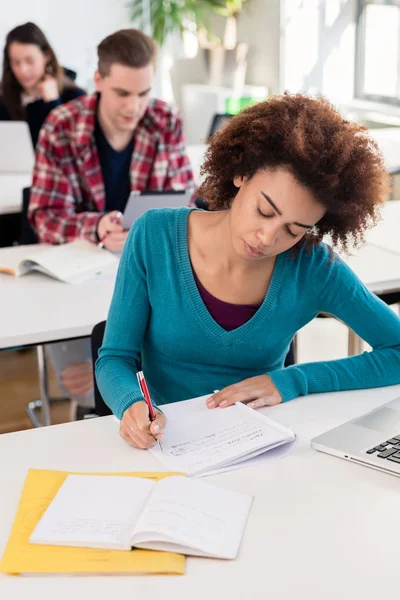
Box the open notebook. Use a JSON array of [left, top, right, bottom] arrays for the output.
[[0, 240, 118, 284], [149, 394, 296, 476], [29, 474, 252, 560]]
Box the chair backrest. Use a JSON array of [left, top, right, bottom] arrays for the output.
[[91, 320, 112, 417], [19, 187, 38, 245], [208, 113, 233, 140], [63, 66, 77, 81], [194, 197, 209, 210]]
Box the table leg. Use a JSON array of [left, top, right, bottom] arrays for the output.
[[348, 329, 363, 356], [26, 345, 52, 427]]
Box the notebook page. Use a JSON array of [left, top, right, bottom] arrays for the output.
[[131, 476, 252, 559], [204, 437, 298, 476], [18, 240, 118, 283], [149, 395, 295, 476], [30, 475, 155, 550]]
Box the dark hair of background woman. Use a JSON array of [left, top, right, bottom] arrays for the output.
[[0, 22, 77, 119]]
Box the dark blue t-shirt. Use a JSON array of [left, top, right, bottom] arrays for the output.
[[94, 119, 134, 212]]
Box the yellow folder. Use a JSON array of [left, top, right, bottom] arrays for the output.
[[0, 468, 185, 575]]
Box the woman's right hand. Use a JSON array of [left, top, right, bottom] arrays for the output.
[[120, 402, 166, 449], [97, 211, 128, 252], [37, 74, 59, 102]]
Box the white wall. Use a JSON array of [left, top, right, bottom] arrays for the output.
[[0, 0, 132, 91], [238, 0, 281, 93], [206, 0, 281, 94], [281, 0, 357, 104]]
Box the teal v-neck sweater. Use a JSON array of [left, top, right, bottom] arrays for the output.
[[96, 207, 400, 419]]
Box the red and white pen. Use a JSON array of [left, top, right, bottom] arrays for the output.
[[98, 210, 122, 249], [136, 371, 163, 452]]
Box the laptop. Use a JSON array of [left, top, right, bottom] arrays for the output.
[[311, 396, 400, 477], [0, 122, 34, 173], [122, 190, 191, 230]]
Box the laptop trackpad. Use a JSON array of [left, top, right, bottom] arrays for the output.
[[354, 407, 400, 434]]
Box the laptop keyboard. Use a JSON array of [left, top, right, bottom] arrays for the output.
[[366, 435, 400, 463]]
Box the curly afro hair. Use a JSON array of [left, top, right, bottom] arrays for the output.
[[198, 93, 390, 250]]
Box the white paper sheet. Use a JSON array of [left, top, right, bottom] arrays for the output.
[[150, 395, 295, 476]]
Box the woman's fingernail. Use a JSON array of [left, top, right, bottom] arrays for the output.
[[156, 433, 164, 440], [220, 401, 227, 407], [249, 402, 256, 408], [207, 400, 215, 408], [153, 424, 160, 432]]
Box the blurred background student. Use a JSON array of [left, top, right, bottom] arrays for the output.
[[0, 22, 85, 146]]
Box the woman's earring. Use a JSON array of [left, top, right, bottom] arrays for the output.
[[46, 63, 53, 75]]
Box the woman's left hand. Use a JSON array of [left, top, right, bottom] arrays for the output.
[[206, 375, 282, 410]]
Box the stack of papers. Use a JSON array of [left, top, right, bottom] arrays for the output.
[[150, 395, 296, 476]]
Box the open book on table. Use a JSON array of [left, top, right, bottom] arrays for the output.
[[0, 239, 118, 283], [29, 474, 252, 559], [149, 394, 296, 476]]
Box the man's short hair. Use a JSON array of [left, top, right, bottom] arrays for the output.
[[97, 29, 157, 76]]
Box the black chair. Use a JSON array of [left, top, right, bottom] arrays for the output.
[[63, 66, 77, 81], [91, 320, 112, 416], [19, 187, 38, 245], [0, 212, 20, 247], [208, 113, 233, 140]]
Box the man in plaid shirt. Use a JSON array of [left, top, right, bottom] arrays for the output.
[[30, 29, 195, 250], [29, 28, 195, 418]]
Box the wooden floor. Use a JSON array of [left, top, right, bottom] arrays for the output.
[[0, 348, 71, 434]]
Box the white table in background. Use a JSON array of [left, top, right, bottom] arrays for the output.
[[367, 200, 400, 254], [1, 383, 400, 600], [0, 245, 118, 426], [368, 127, 400, 174], [0, 173, 32, 215], [0, 245, 117, 350]]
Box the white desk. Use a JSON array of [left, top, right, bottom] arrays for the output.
[[0, 173, 32, 215], [368, 127, 400, 174], [1, 383, 400, 599], [367, 200, 400, 254], [345, 243, 400, 294], [0, 245, 118, 350]]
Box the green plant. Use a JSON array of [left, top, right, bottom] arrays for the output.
[[129, 0, 248, 47]]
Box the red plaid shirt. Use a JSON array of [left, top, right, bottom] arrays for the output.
[[29, 93, 196, 244]]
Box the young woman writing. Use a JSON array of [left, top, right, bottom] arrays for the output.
[[96, 93, 400, 449]]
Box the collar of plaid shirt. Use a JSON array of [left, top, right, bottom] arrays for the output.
[[74, 92, 161, 151]]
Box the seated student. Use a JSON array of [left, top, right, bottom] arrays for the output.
[[29, 28, 195, 418], [0, 22, 85, 147], [95, 93, 400, 449]]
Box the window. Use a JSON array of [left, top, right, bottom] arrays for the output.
[[356, 0, 400, 105]]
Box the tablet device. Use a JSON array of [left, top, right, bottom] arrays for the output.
[[122, 190, 191, 230]]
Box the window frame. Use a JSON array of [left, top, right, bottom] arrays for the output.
[[355, 0, 400, 106]]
